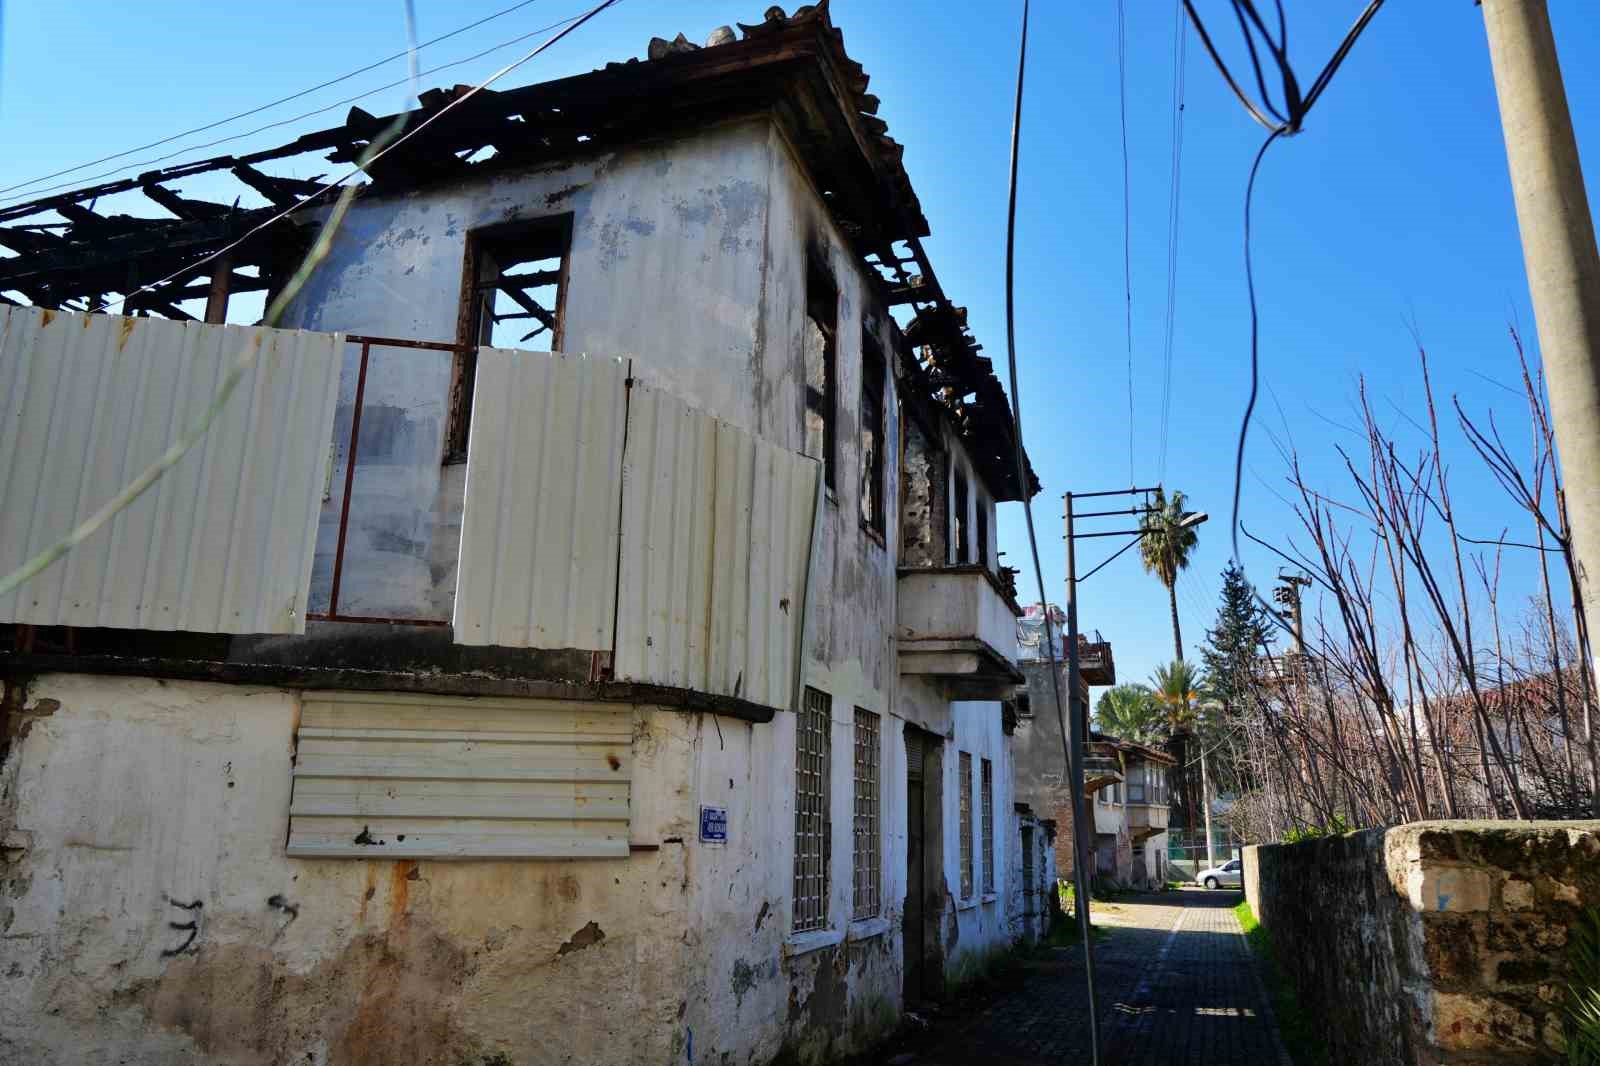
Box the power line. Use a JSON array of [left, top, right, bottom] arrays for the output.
[[0, 0, 549, 200], [1002, 4, 1100, 1064], [1117, 0, 1136, 488], [91, 0, 623, 317], [1157, 0, 1188, 482], [1174, 1, 1387, 565], [0, 8, 593, 209]]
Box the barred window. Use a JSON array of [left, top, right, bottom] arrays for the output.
[[959, 751, 973, 899], [981, 758, 995, 895], [794, 687, 832, 933], [852, 709, 881, 920]]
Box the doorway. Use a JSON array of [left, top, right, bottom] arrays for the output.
[[904, 725, 943, 1005]]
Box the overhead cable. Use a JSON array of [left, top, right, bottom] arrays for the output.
[[1001, 3, 1101, 1064], [0, 8, 593, 209], [1117, 0, 1136, 488], [1157, 0, 1188, 482], [91, 0, 624, 316], [1176, 0, 1386, 565], [0, 0, 550, 199]]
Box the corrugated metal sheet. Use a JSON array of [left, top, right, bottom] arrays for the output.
[[0, 306, 342, 634], [614, 383, 820, 711], [453, 348, 629, 649], [286, 691, 633, 859]]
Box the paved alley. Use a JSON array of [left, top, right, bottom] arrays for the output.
[[885, 890, 1293, 1066]]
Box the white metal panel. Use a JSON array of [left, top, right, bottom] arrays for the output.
[[0, 306, 342, 634], [453, 348, 629, 649], [614, 383, 820, 711], [286, 691, 633, 859]]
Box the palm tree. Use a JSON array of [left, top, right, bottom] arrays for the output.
[[1093, 684, 1160, 743], [1140, 488, 1201, 661], [1150, 660, 1203, 735]]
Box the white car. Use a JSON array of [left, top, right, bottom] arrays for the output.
[[1196, 858, 1243, 890]]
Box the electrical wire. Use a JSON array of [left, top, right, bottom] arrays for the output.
[[1174, 1, 1386, 566], [1002, 4, 1099, 1063], [88, 0, 623, 317], [1117, 0, 1136, 489], [1157, 0, 1188, 482], [0, 8, 594, 209], [0, 0, 550, 199]]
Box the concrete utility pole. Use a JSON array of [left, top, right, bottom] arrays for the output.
[[1481, 1, 1600, 694]]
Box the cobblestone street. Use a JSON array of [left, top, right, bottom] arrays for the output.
[[882, 890, 1292, 1066]]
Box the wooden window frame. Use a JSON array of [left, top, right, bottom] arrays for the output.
[[446, 213, 573, 463], [859, 331, 886, 541], [804, 256, 838, 492]]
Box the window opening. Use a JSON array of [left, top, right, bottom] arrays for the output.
[[975, 491, 989, 569], [803, 257, 838, 490], [959, 751, 973, 899], [860, 332, 885, 536], [448, 215, 572, 461], [981, 758, 995, 895], [953, 465, 970, 564]]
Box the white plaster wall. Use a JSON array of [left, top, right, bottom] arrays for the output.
[[944, 700, 1016, 967], [281, 118, 788, 621], [0, 674, 703, 1066]]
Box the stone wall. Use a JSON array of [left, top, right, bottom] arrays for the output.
[[1245, 820, 1600, 1065]]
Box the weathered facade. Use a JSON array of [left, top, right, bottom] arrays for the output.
[[0, 6, 1048, 1064]]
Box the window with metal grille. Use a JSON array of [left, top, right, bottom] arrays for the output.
[[852, 708, 881, 919], [794, 687, 832, 933], [959, 751, 973, 899], [981, 758, 994, 894]]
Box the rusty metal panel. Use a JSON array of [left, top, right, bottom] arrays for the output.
[[614, 383, 820, 712], [286, 691, 633, 859], [452, 348, 629, 649], [0, 306, 342, 634]]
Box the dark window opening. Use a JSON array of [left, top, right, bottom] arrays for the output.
[[953, 465, 970, 564], [804, 256, 838, 490], [860, 332, 886, 537], [975, 491, 989, 569], [447, 215, 572, 461]]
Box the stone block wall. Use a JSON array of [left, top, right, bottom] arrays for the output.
[[1245, 820, 1600, 1065]]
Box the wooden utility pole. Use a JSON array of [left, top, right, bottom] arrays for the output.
[[1481, 0, 1600, 706]]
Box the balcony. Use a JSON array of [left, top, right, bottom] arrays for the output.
[[1083, 744, 1123, 795], [1125, 802, 1170, 843], [1079, 631, 1116, 685], [897, 565, 1024, 699]]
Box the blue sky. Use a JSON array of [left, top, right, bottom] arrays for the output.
[[2, 1, 1596, 687]]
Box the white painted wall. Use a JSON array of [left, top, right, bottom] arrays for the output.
[[0, 675, 698, 1066]]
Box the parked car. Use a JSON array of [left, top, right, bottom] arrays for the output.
[[1196, 858, 1243, 890]]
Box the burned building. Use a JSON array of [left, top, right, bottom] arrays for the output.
[[0, 5, 1050, 1064]]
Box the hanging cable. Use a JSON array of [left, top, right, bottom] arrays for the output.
[[0, 0, 551, 199], [1003, 3, 1101, 1064], [1177, 1, 1386, 564], [0, 8, 594, 209], [1117, 0, 1136, 488], [1157, 0, 1188, 482]]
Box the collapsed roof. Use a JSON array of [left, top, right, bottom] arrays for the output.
[[0, 1, 1037, 499]]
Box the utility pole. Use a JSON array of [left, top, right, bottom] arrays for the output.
[[1061, 491, 1099, 1062], [1481, 1, 1600, 700]]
